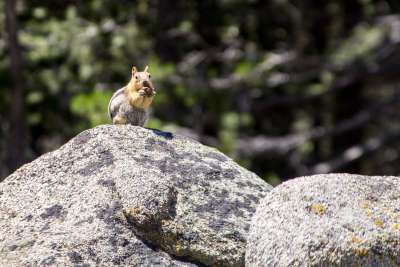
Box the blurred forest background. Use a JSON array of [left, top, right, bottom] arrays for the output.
[[2, 0, 400, 185]]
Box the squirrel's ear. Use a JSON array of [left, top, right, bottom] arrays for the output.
[[144, 65, 149, 72], [132, 66, 137, 74]]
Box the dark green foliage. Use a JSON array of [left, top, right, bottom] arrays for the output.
[[1, 0, 400, 183]]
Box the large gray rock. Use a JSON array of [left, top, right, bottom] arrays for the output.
[[246, 173, 400, 267], [0, 125, 271, 267]]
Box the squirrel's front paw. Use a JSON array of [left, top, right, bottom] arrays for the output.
[[139, 88, 156, 97], [138, 90, 146, 96]]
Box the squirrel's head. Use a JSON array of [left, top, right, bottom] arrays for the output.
[[129, 65, 156, 97]]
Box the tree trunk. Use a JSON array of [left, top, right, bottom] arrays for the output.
[[5, 0, 27, 175]]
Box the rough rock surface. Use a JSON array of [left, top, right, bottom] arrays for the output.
[[0, 125, 271, 267], [246, 173, 400, 267]]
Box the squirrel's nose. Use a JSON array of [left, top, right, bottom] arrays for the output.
[[142, 80, 153, 90]]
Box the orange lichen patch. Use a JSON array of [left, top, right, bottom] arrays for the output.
[[360, 201, 370, 209], [374, 219, 385, 228], [310, 203, 326, 215], [365, 209, 373, 217], [130, 207, 141, 215], [355, 247, 369, 257], [175, 244, 183, 254], [123, 207, 143, 220], [349, 236, 369, 257], [392, 223, 400, 231], [351, 236, 364, 244]]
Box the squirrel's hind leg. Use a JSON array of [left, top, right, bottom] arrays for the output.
[[113, 115, 127, 125]]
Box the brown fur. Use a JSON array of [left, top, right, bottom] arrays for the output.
[[125, 66, 155, 110], [108, 65, 156, 126]]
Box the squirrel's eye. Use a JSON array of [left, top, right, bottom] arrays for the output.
[[135, 75, 139, 80], [148, 74, 151, 78]]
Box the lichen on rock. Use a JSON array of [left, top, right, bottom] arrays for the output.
[[246, 173, 400, 267]]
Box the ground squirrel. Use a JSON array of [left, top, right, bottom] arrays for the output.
[[108, 66, 156, 126]]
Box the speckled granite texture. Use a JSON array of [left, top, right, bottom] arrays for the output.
[[246, 174, 400, 267], [0, 125, 271, 267]]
